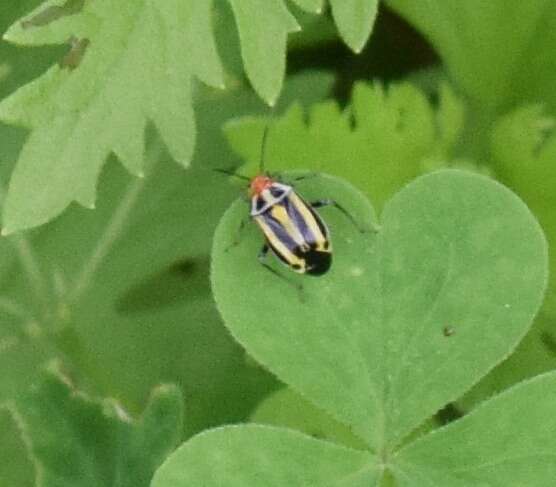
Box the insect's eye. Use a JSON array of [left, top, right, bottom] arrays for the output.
[[256, 197, 266, 212], [270, 187, 285, 198]]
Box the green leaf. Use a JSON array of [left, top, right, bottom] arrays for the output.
[[0, 73, 333, 435], [225, 81, 465, 212], [228, 0, 300, 106], [386, 0, 556, 113], [460, 317, 556, 413], [10, 361, 183, 487], [291, 0, 324, 14], [151, 425, 378, 487], [0, 0, 58, 100], [0, 0, 344, 235], [394, 372, 556, 485], [0, 148, 244, 417], [329, 0, 378, 53], [458, 104, 556, 410], [287, 8, 338, 51], [490, 104, 556, 317], [0, 0, 224, 235], [212, 170, 547, 453], [250, 387, 368, 450]]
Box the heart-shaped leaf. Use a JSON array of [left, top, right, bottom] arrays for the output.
[[211, 170, 547, 453], [152, 170, 547, 485]]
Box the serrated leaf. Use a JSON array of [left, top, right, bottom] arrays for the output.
[[329, 0, 378, 53], [151, 425, 378, 487], [10, 361, 183, 487], [0, 0, 368, 234], [0, 0, 224, 235], [0, 73, 333, 437], [212, 171, 547, 453], [228, 0, 300, 106], [225, 81, 465, 212], [0, 1, 43, 37], [394, 372, 556, 485], [288, 8, 338, 51], [0, 0, 57, 100]]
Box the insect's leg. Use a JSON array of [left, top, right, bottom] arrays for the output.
[[258, 243, 270, 260], [276, 172, 320, 184], [258, 244, 305, 301], [310, 199, 373, 233], [225, 216, 251, 252], [291, 172, 320, 182]]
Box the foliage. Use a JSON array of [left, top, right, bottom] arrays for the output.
[[387, 0, 556, 411], [3, 361, 183, 487], [386, 0, 556, 113], [250, 387, 368, 450], [225, 81, 465, 211], [155, 373, 556, 485], [0, 72, 332, 436], [156, 170, 547, 484], [0, 0, 377, 235], [0, 0, 555, 486]]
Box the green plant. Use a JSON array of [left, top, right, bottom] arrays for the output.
[[1, 1, 555, 486], [4, 361, 183, 486], [153, 170, 548, 485]]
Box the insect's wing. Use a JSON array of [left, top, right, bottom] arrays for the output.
[[254, 208, 306, 271], [284, 192, 330, 252]]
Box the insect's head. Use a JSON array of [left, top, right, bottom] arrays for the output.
[[214, 117, 275, 195], [249, 174, 274, 196]]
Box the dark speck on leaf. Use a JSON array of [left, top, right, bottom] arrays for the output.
[[443, 326, 455, 337], [60, 37, 90, 70]]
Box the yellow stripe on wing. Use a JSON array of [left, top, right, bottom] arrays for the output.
[[269, 203, 308, 250], [289, 193, 330, 252], [253, 215, 306, 271]]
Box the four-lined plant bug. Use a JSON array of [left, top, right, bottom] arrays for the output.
[[216, 122, 362, 289]]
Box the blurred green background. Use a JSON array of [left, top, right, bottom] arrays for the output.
[[1, 1, 555, 485]]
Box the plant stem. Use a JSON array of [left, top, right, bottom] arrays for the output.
[[11, 235, 50, 312], [0, 182, 50, 319], [69, 141, 164, 303]]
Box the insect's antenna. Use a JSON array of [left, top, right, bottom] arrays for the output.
[[213, 168, 251, 181], [259, 122, 270, 174], [259, 104, 277, 174]]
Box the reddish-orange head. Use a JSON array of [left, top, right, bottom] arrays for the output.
[[249, 175, 274, 196]]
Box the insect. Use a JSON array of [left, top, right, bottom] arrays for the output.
[[217, 123, 361, 288]]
